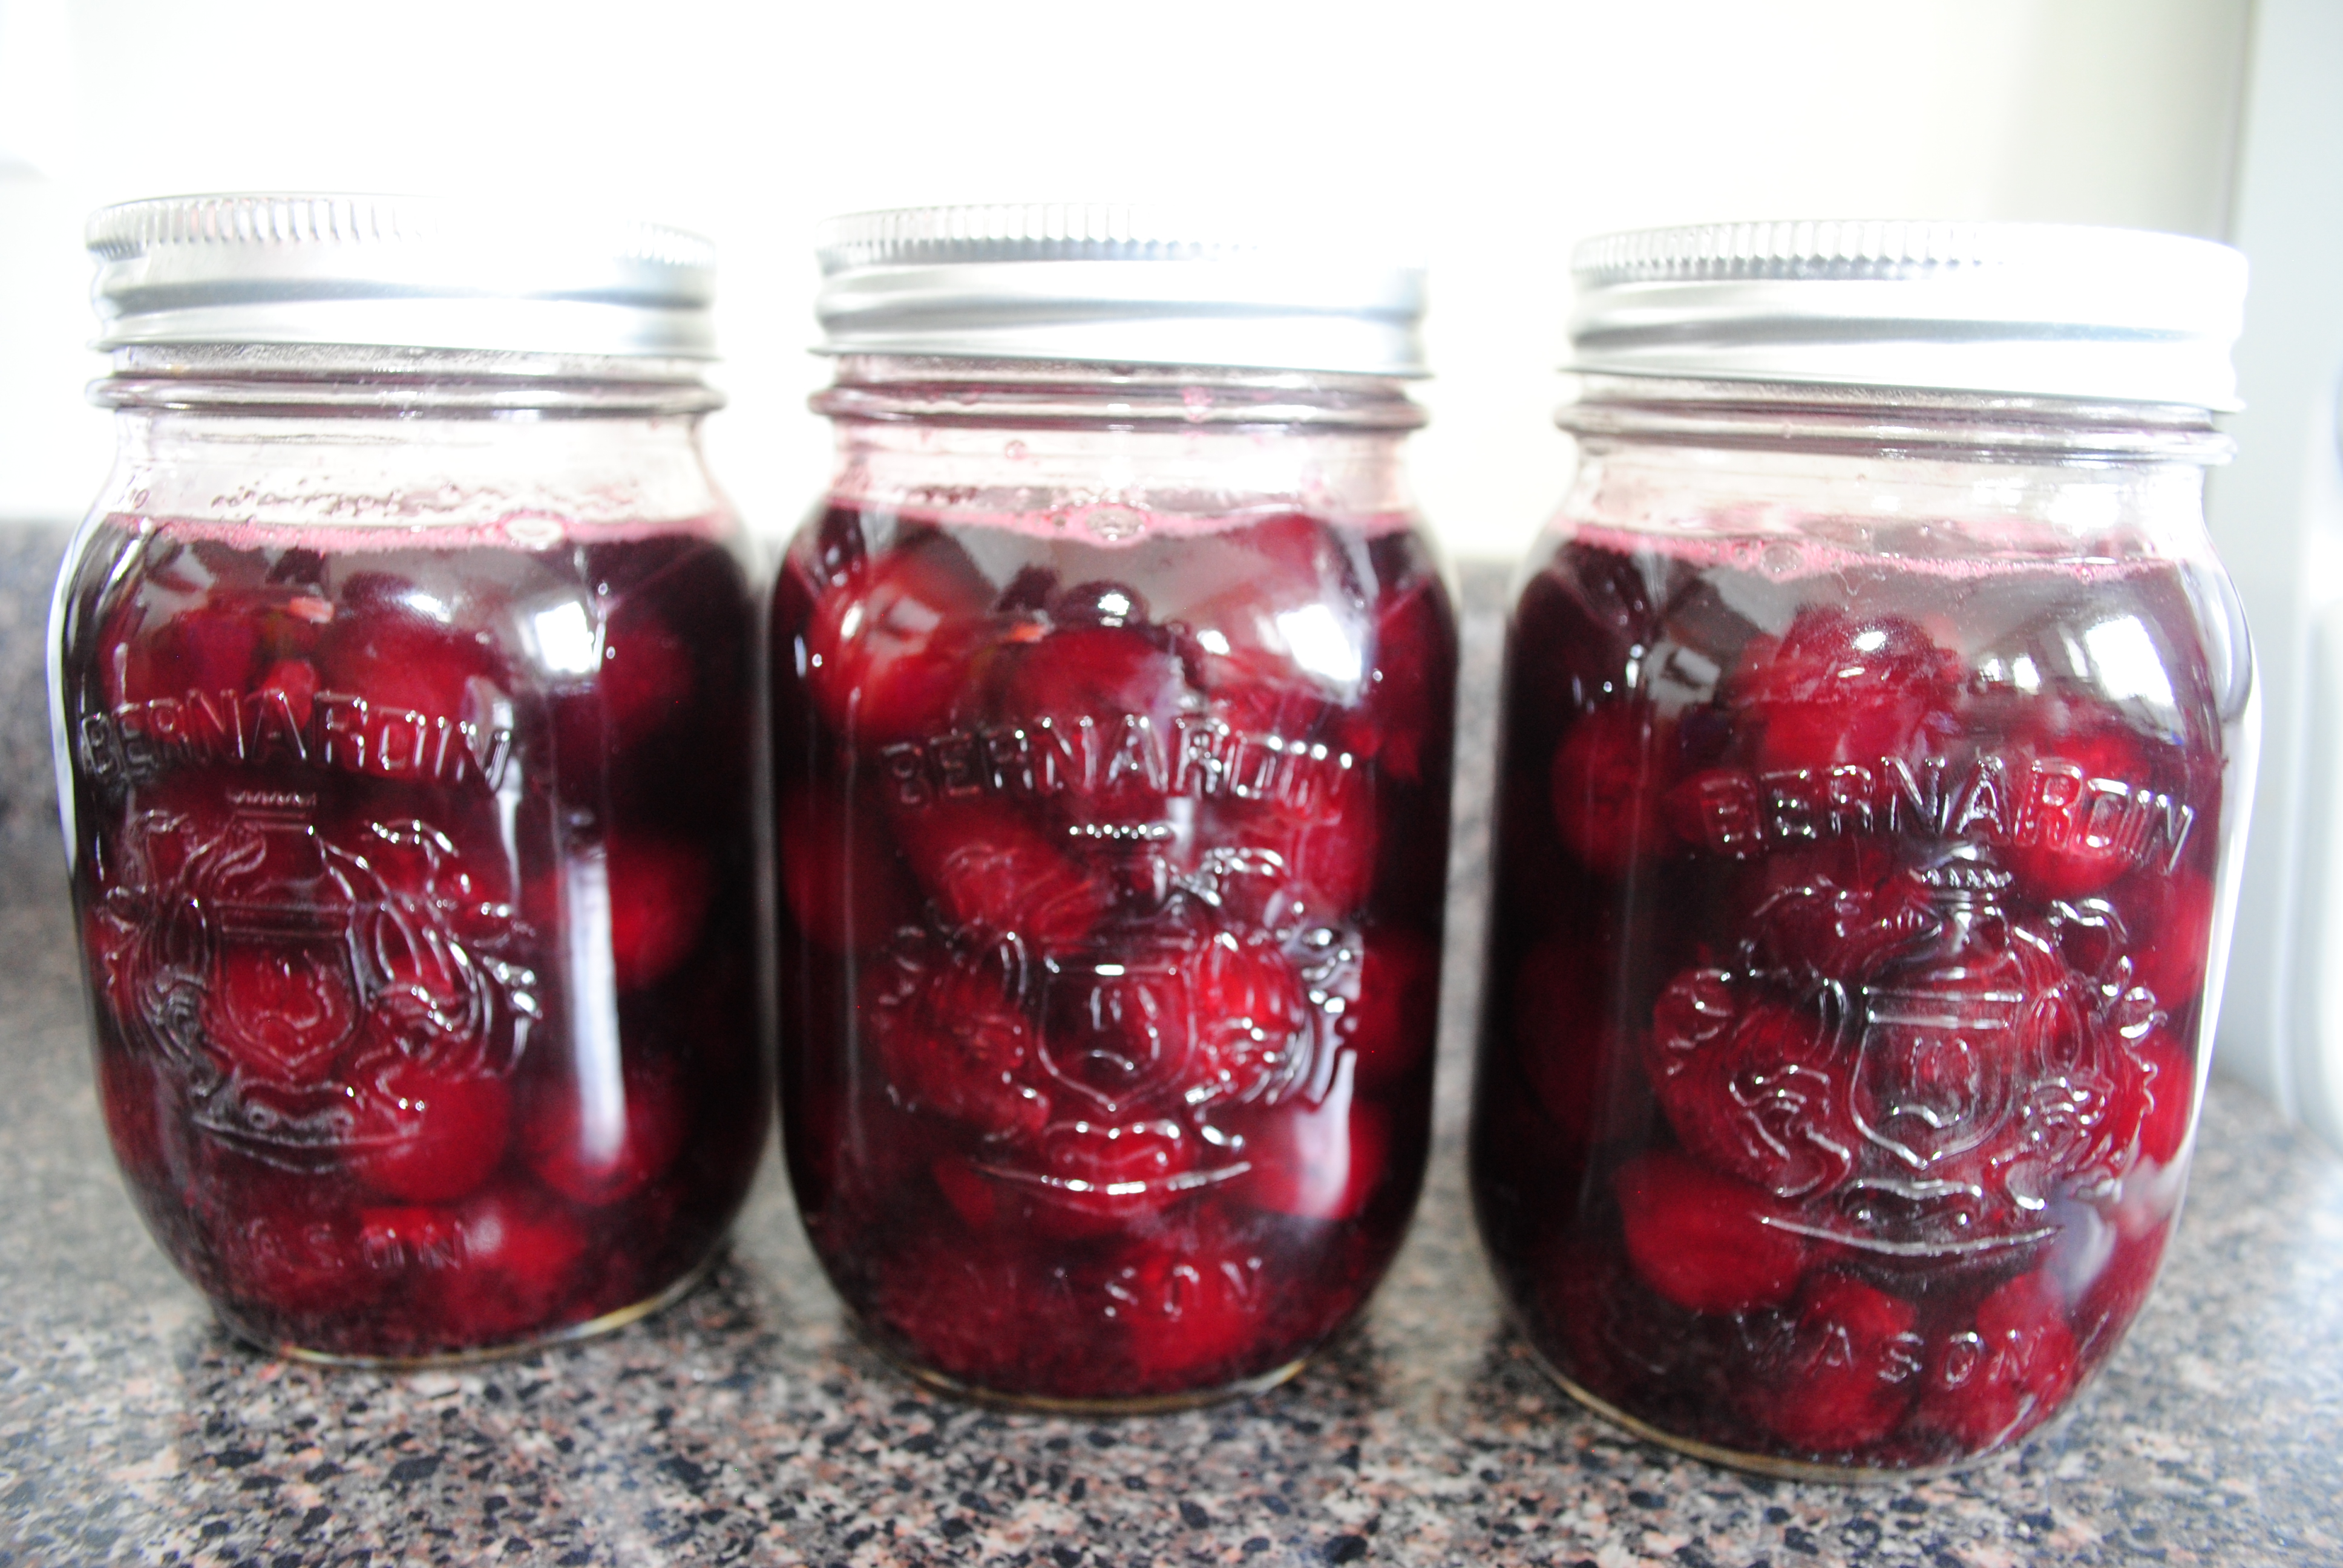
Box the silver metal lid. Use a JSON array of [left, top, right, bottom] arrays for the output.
[[1568, 220, 2247, 409], [87, 193, 717, 358], [813, 203, 1427, 377]]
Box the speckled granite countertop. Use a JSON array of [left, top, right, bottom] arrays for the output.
[[3, 528, 2340, 1568]]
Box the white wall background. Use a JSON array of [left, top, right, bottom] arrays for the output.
[[0, 0, 2252, 558]]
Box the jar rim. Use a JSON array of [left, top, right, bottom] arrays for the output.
[[91, 342, 723, 416], [1557, 373, 2230, 465], [814, 354, 1425, 433]]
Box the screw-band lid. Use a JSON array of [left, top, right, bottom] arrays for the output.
[[87, 193, 717, 359], [1568, 220, 2247, 409], [813, 203, 1427, 378]]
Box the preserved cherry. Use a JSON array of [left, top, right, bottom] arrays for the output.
[[1473, 529, 2233, 1471], [61, 515, 764, 1360], [775, 505, 1453, 1405]]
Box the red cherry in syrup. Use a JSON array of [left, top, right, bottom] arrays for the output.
[[315, 573, 500, 722], [597, 598, 696, 751], [2074, 1222, 2170, 1349], [96, 1048, 171, 1186], [1513, 541, 1674, 722], [997, 620, 1192, 833], [2120, 867, 2214, 1013], [1043, 577, 1150, 625], [2003, 721, 2161, 900], [776, 780, 917, 953], [522, 1056, 687, 1206], [2131, 1028, 2195, 1166], [548, 596, 699, 765], [436, 1187, 592, 1342], [1198, 759, 1378, 921], [1224, 512, 1347, 599], [214, 1178, 371, 1317], [887, 795, 1113, 947], [1332, 925, 1440, 1093], [1109, 1208, 1268, 1385], [257, 657, 320, 728], [1001, 623, 1187, 748], [1645, 970, 1857, 1200], [1029, 1117, 1198, 1236], [1175, 513, 1359, 743], [796, 503, 871, 591], [1918, 1268, 2079, 1450], [1356, 575, 1455, 786], [1185, 934, 1312, 1105], [804, 532, 995, 746], [872, 1233, 1048, 1391], [1739, 838, 1934, 981], [1615, 1149, 1813, 1315], [200, 941, 359, 1087], [1551, 703, 1674, 878], [1742, 1272, 1921, 1453], [346, 1056, 512, 1204], [1727, 607, 1959, 774], [605, 832, 713, 992], [929, 1154, 1011, 1232], [868, 951, 1050, 1142], [1510, 932, 1625, 1146], [1225, 1053, 1388, 1222], [126, 604, 264, 704]]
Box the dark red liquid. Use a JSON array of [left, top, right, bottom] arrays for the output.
[[1472, 531, 2227, 1469], [56, 515, 765, 1360], [771, 505, 1455, 1403]]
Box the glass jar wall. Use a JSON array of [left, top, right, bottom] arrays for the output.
[[51, 198, 765, 1363], [1473, 370, 2255, 1475], [772, 351, 1456, 1408]]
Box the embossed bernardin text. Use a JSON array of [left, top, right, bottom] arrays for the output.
[[1671, 751, 2195, 874], [878, 710, 1355, 813], [78, 687, 514, 791]]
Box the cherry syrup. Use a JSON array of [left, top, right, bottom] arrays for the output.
[[772, 505, 1456, 1405], [57, 516, 765, 1361], [1473, 531, 2229, 1471]]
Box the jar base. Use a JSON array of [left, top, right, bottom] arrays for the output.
[[220, 1247, 724, 1370], [850, 1316, 1310, 1415], [1519, 1337, 2027, 1485]]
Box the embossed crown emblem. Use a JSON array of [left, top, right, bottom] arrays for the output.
[[1649, 844, 2168, 1257], [90, 791, 533, 1165]]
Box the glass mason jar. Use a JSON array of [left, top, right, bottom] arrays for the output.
[[50, 195, 766, 1364], [1471, 222, 2256, 1475], [773, 206, 1455, 1408]]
